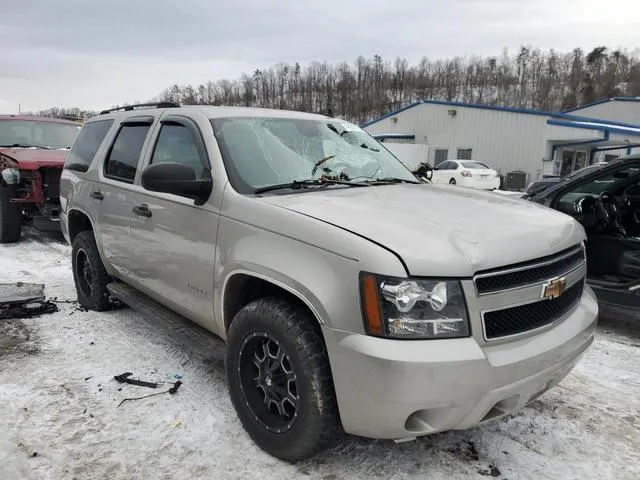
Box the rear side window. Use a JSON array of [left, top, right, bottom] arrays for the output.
[[438, 161, 454, 170], [461, 161, 489, 169], [104, 124, 151, 183], [64, 120, 113, 173]]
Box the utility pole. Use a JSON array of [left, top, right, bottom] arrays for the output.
[[18, 104, 21, 114]]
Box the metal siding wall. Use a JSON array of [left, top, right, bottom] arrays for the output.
[[593, 146, 640, 162], [383, 143, 429, 170], [364, 104, 549, 182], [546, 125, 604, 141], [571, 101, 640, 125]]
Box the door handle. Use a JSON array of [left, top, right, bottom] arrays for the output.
[[90, 191, 103, 201], [132, 204, 152, 218]]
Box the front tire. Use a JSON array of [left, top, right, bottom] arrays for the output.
[[226, 297, 340, 462], [449, 178, 457, 185], [0, 186, 22, 243], [71, 231, 113, 311]]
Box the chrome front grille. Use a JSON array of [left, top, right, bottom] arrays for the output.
[[469, 244, 587, 341], [482, 281, 585, 340], [474, 246, 586, 295]]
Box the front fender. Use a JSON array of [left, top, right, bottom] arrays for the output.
[[213, 215, 406, 336]]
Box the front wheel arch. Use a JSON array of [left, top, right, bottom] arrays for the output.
[[222, 272, 324, 333]]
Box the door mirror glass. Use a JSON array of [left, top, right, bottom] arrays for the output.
[[141, 162, 212, 203]]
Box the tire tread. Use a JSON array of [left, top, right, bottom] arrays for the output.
[[72, 231, 113, 311], [0, 186, 22, 243], [226, 297, 341, 462]]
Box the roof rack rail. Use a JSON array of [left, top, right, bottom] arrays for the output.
[[99, 102, 180, 115], [313, 108, 335, 118]]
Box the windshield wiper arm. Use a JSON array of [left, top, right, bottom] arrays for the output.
[[362, 177, 421, 185], [253, 178, 370, 194]]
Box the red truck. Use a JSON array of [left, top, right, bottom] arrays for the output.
[[0, 115, 81, 242]]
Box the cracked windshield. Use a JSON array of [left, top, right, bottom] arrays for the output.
[[212, 117, 416, 192]]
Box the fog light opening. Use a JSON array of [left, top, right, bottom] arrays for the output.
[[405, 407, 454, 433], [481, 395, 520, 422]]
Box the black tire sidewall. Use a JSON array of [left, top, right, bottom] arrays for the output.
[[0, 186, 22, 243], [71, 231, 111, 311], [226, 299, 338, 461], [450, 178, 456, 184]]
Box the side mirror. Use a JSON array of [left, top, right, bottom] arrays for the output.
[[413, 162, 433, 182], [141, 162, 213, 204]]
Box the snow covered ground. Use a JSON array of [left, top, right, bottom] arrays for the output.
[[1, 228, 639, 480]]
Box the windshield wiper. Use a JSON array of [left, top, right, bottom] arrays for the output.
[[253, 178, 370, 194], [361, 177, 421, 185], [0, 143, 53, 149]]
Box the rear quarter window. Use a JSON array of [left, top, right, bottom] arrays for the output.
[[65, 120, 114, 173]]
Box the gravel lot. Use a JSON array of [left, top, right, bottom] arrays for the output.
[[1, 229, 639, 480]]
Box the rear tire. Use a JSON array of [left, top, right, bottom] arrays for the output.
[[72, 231, 113, 311], [449, 178, 457, 185], [0, 186, 22, 243], [226, 297, 340, 462]]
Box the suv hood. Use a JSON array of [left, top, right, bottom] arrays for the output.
[[261, 184, 585, 276], [0, 148, 67, 170]]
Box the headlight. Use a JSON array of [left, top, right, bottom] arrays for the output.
[[360, 273, 470, 339], [1, 168, 20, 185]]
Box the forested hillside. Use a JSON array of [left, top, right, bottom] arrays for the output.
[[33, 46, 640, 124]]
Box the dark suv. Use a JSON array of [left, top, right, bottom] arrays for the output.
[[528, 155, 640, 311], [524, 163, 607, 197]]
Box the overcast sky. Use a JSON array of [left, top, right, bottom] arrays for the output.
[[1, 0, 639, 113]]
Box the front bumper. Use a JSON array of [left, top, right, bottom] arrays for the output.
[[323, 286, 598, 439]]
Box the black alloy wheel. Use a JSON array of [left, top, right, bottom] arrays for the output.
[[238, 332, 298, 433], [75, 248, 94, 299]]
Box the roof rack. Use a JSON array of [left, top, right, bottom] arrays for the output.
[[99, 102, 180, 115]]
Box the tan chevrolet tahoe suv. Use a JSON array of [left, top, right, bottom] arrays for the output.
[[59, 102, 598, 461]]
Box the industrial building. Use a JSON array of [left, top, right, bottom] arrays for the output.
[[362, 97, 640, 189]]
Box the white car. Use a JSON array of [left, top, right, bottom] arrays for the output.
[[432, 160, 501, 190]]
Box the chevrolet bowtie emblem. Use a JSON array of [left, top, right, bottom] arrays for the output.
[[541, 277, 567, 300]]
